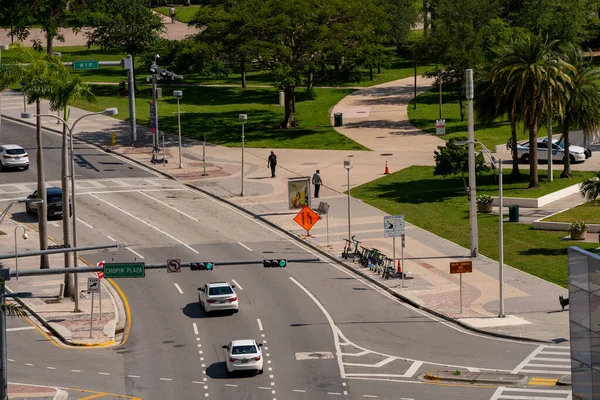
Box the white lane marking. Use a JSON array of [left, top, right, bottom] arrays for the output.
[[49, 222, 60, 227], [128, 375, 140, 378], [512, 345, 544, 374], [527, 363, 571, 368], [174, 283, 184, 294], [204, 394, 208, 397], [268, 367, 272, 371], [225, 384, 238, 387], [138, 191, 199, 221], [159, 378, 172, 381], [270, 374, 274, 378], [363, 396, 378, 398], [237, 241, 253, 251], [231, 279, 243, 290], [77, 218, 94, 229], [257, 319, 263, 332], [90, 193, 199, 254], [193, 323, 198, 335], [106, 235, 116, 242], [403, 361, 423, 377], [519, 369, 571, 374], [466, 367, 480, 372], [6, 326, 35, 332], [270, 382, 275, 386], [201, 364, 206, 368], [7, 359, 13, 362], [70, 370, 81, 373], [535, 357, 569, 361], [290, 277, 347, 379], [126, 247, 145, 259], [25, 363, 34, 366], [99, 372, 110, 375], [193, 381, 203, 384], [258, 387, 271, 390], [46, 367, 56, 370], [197, 337, 200, 341], [204, 385, 208, 389], [327, 393, 342, 396], [343, 392, 348, 396], [400, 398, 414, 400], [293, 389, 306, 393]]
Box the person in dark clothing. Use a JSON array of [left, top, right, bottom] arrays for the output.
[[267, 151, 277, 178], [312, 170, 322, 198]]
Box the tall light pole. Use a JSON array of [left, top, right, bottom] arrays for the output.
[[498, 158, 505, 317], [466, 69, 478, 258], [0, 44, 9, 139], [344, 159, 353, 243], [21, 108, 118, 311], [239, 114, 247, 196], [14, 225, 27, 280], [173, 90, 183, 169]]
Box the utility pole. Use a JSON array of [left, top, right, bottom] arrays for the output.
[[124, 55, 137, 146], [466, 69, 478, 258]]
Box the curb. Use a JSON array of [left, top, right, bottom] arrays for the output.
[[6, 113, 553, 344], [423, 371, 529, 386]]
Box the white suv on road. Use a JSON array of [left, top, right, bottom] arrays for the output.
[[198, 282, 239, 314]]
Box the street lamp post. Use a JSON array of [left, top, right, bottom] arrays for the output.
[[21, 108, 118, 311], [239, 114, 247, 196], [0, 44, 9, 140], [173, 90, 183, 169], [498, 158, 505, 317], [466, 69, 478, 258], [14, 225, 27, 280], [344, 160, 353, 243]]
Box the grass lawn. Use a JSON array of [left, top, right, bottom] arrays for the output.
[[543, 201, 600, 224], [407, 86, 555, 151], [69, 84, 367, 150], [154, 5, 201, 23], [351, 166, 600, 287]]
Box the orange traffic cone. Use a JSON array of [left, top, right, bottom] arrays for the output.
[[397, 259, 402, 273], [384, 161, 390, 175]]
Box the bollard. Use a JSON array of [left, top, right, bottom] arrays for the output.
[[111, 132, 117, 145], [59, 283, 65, 299]]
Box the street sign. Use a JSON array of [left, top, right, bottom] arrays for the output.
[[167, 259, 181, 273], [73, 60, 99, 70], [97, 271, 104, 279], [384, 215, 405, 238], [96, 261, 105, 279], [450, 261, 473, 274], [87, 277, 100, 293], [436, 119, 446, 135], [104, 262, 145, 278], [293, 206, 320, 232]]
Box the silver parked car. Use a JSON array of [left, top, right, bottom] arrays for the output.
[[516, 139, 586, 164]]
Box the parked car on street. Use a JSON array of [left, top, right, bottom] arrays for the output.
[[222, 339, 264, 375], [0, 144, 29, 171], [516, 139, 587, 164], [198, 281, 239, 314], [26, 187, 71, 219], [540, 137, 592, 159]]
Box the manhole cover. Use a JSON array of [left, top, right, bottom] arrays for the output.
[[295, 352, 335, 360], [380, 153, 393, 156], [162, 340, 175, 344]]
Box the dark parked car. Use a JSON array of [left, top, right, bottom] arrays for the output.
[[26, 187, 71, 219]]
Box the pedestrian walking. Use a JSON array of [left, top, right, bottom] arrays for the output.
[[312, 170, 322, 198], [169, 6, 177, 23], [267, 151, 277, 178]]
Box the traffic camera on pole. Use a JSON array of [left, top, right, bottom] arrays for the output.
[[263, 259, 287, 268], [190, 262, 214, 271]]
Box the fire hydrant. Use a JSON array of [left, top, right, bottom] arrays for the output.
[[111, 131, 117, 145]]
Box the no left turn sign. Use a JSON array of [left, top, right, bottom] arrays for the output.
[[167, 259, 181, 273]]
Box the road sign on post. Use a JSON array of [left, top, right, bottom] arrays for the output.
[[167, 259, 181, 273], [383, 215, 404, 238], [87, 277, 100, 293], [293, 205, 320, 234], [73, 60, 99, 70], [450, 261, 473, 314], [104, 263, 145, 278]]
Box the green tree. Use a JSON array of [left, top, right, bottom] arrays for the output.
[[579, 172, 600, 203], [433, 137, 488, 196], [376, 0, 418, 54], [556, 47, 600, 178], [490, 34, 572, 188], [0, 48, 61, 269], [47, 64, 95, 298]]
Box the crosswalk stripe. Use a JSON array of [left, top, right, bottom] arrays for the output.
[[539, 351, 570, 355], [520, 369, 571, 375], [527, 364, 571, 368], [533, 357, 570, 361]]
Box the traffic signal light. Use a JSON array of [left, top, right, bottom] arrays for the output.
[[190, 262, 214, 271], [263, 259, 287, 268]]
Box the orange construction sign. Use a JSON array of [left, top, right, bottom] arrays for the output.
[[293, 206, 321, 232]]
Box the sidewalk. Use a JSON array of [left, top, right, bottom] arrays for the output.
[[0, 76, 585, 345]]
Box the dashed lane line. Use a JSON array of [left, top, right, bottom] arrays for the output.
[[106, 235, 116, 242], [231, 279, 243, 290], [126, 247, 145, 259], [174, 283, 184, 294], [257, 319, 263, 332], [193, 323, 198, 335], [237, 241, 253, 251], [6, 326, 35, 332]]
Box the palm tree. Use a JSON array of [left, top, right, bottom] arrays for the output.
[[47, 64, 96, 298], [474, 67, 521, 179], [0, 48, 59, 269], [580, 172, 600, 203], [556, 46, 600, 178], [490, 34, 573, 188]]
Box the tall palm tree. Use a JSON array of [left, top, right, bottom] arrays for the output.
[[47, 64, 95, 298], [0, 48, 59, 269], [490, 34, 573, 188], [556, 46, 600, 178]]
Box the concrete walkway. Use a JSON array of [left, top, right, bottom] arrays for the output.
[[1, 74, 589, 346]]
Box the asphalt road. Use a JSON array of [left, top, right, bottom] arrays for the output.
[[2, 122, 572, 400]]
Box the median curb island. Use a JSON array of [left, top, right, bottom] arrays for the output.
[[422, 371, 529, 385]]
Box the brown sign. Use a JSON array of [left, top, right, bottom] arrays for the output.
[[450, 261, 473, 274]]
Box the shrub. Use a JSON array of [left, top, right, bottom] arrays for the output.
[[476, 194, 493, 205], [568, 221, 589, 232]]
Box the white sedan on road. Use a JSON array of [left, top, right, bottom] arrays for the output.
[[0, 144, 29, 171], [516, 139, 587, 164], [198, 281, 239, 314], [222, 339, 264, 375]]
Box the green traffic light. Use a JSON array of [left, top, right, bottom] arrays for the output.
[[206, 262, 214, 271], [278, 259, 287, 268]]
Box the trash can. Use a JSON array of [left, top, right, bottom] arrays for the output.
[[333, 113, 343, 127], [508, 205, 520, 222]]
